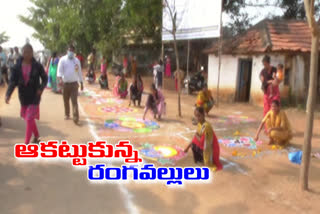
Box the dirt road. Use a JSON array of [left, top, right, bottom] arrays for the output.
[[0, 74, 319, 214]]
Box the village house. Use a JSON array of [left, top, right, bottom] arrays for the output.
[[204, 19, 320, 106]]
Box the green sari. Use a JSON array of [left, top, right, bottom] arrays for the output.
[[49, 58, 59, 92]]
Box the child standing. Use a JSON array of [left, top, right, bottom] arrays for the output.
[[268, 64, 284, 98]]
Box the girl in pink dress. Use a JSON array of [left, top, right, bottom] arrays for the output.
[[165, 56, 171, 78], [5, 44, 48, 144]]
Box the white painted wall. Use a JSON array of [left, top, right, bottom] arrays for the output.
[[250, 54, 286, 93], [250, 55, 265, 93], [208, 53, 287, 104], [208, 54, 239, 90], [292, 55, 305, 97]]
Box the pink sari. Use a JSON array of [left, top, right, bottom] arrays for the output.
[[101, 63, 107, 74], [156, 90, 166, 116], [165, 59, 171, 77], [263, 84, 280, 116], [113, 76, 128, 98]]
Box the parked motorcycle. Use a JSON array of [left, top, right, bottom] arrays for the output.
[[111, 62, 123, 76], [184, 71, 206, 94]]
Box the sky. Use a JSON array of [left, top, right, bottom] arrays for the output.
[[0, 0, 284, 52], [0, 0, 44, 51]]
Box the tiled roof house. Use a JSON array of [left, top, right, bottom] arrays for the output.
[[204, 19, 319, 105]]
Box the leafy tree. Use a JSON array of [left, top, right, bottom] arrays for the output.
[[277, 0, 320, 19], [226, 12, 253, 37], [19, 0, 162, 57], [223, 0, 253, 36], [0, 32, 10, 45], [19, 0, 101, 54], [120, 0, 162, 44]]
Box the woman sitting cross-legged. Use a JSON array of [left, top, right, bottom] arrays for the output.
[[143, 83, 166, 120], [184, 107, 223, 171], [255, 100, 292, 146]]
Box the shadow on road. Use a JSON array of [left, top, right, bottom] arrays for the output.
[[0, 116, 68, 144]]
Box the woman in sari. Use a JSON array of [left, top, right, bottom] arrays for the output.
[[131, 57, 137, 78], [196, 84, 214, 115], [165, 56, 171, 78], [113, 73, 128, 99], [48, 52, 59, 93], [101, 55, 107, 75], [255, 100, 292, 146], [143, 83, 166, 120], [260, 55, 278, 117], [5, 44, 48, 144], [184, 107, 223, 171]]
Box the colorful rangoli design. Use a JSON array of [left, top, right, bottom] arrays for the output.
[[80, 89, 102, 98], [103, 117, 160, 133], [211, 115, 257, 125], [93, 98, 124, 105], [98, 106, 138, 114], [218, 137, 263, 150], [138, 143, 187, 165]]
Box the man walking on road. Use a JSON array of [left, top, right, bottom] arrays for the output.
[[57, 44, 84, 125]]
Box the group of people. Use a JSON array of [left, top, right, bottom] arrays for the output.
[[122, 55, 138, 78], [0, 46, 21, 127], [112, 71, 166, 120], [152, 56, 173, 90], [184, 55, 294, 171], [84, 49, 109, 90], [3, 43, 83, 144], [0, 46, 21, 86], [0, 44, 294, 172], [255, 55, 292, 146]]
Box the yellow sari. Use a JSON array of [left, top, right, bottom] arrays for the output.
[[196, 91, 213, 112], [262, 110, 292, 145], [195, 122, 222, 170]]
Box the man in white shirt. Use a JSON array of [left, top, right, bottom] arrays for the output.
[[153, 60, 162, 89], [57, 44, 84, 125]]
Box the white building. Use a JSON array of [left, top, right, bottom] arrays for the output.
[[204, 19, 319, 106]]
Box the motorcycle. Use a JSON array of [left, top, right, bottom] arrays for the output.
[[184, 72, 206, 94], [111, 62, 123, 76]]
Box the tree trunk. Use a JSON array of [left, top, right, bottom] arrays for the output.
[[173, 34, 182, 117], [300, 34, 319, 190]]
